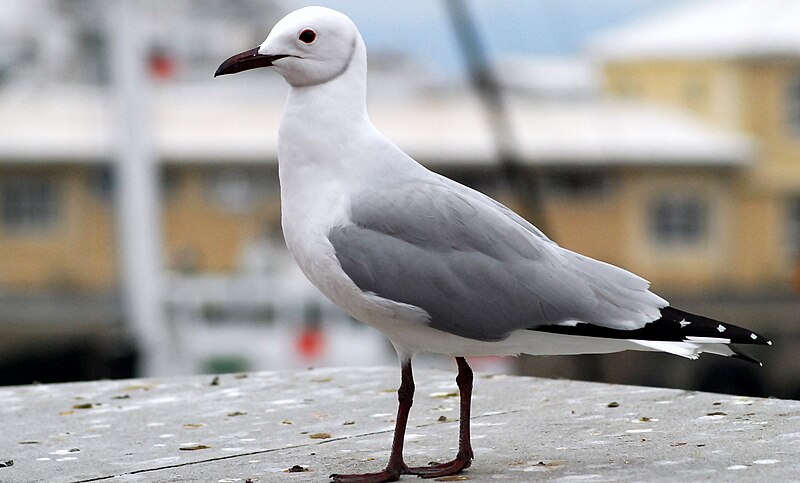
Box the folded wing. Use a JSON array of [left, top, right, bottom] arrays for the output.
[[329, 180, 669, 342]]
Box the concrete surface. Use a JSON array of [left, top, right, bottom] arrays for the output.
[[1, 367, 798, 482]]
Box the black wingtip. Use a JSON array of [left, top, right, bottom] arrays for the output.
[[730, 346, 763, 366], [661, 307, 772, 346], [531, 306, 772, 354]]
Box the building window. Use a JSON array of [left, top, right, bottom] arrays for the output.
[[0, 176, 59, 231], [788, 197, 800, 260], [207, 169, 257, 213], [616, 79, 640, 98], [89, 166, 115, 201], [205, 168, 277, 214], [648, 194, 708, 245], [161, 168, 182, 201], [788, 76, 800, 137], [684, 78, 707, 105]]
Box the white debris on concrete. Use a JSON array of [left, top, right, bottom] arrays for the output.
[[0, 367, 798, 482]]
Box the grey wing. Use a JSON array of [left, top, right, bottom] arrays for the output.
[[329, 181, 666, 342], [436, 173, 554, 243]]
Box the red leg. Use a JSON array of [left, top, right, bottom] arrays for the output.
[[406, 356, 474, 478], [331, 359, 414, 482]]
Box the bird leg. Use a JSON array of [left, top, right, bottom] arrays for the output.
[[406, 356, 474, 478], [330, 359, 414, 483], [331, 357, 474, 482]]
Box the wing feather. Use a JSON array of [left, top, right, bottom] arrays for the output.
[[329, 180, 666, 342]]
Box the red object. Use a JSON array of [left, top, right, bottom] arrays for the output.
[[149, 52, 175, 79], [295, 329, 325, 360]]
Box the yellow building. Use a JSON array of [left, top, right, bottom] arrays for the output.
[[587, 0, 800, 293], [6, 2, 799, 298], [0, 89, 758, 294]]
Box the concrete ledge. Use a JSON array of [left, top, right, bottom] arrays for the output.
[[1, 367, 798, 482]]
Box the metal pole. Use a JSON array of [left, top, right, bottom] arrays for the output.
[[108, 0, 171, 376], [442, 0, 549, 232]]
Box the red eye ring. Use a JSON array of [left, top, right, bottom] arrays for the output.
[[299, 29, 317, 44]]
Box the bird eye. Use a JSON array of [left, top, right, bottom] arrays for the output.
[[299, 29, 316, 44]]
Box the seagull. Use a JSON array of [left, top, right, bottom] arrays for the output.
[[216, 6, 771, 482]]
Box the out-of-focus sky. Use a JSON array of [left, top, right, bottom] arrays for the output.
[[285, 0, 681, 72]]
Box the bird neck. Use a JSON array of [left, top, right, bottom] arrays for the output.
[[278, 34, 376, 181], [282, 35, 369, 135]]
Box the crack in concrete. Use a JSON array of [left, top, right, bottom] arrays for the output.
[[72, 408, 525, 481]]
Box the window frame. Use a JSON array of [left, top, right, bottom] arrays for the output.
[[647, 192, 709, 247], [787, 75, 800, 138], [0, 175, 61, 233], [787, 196, 800, 261]]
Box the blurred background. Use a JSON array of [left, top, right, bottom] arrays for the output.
[[0, 0, 797, 399]]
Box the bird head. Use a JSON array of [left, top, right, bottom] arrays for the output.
[[215, 6, 360, 87]]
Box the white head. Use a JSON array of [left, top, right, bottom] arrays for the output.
[[215, 6, 363, 88]]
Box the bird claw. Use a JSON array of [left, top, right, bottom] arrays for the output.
[[405, 454, 472, 479], [330, 455, 472, 482], [330, 472, 398, 483], [330, 464, 406, 483]]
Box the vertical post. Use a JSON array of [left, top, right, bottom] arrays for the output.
[[442, 0, 549, 232], [108, 0, 171, 376]]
